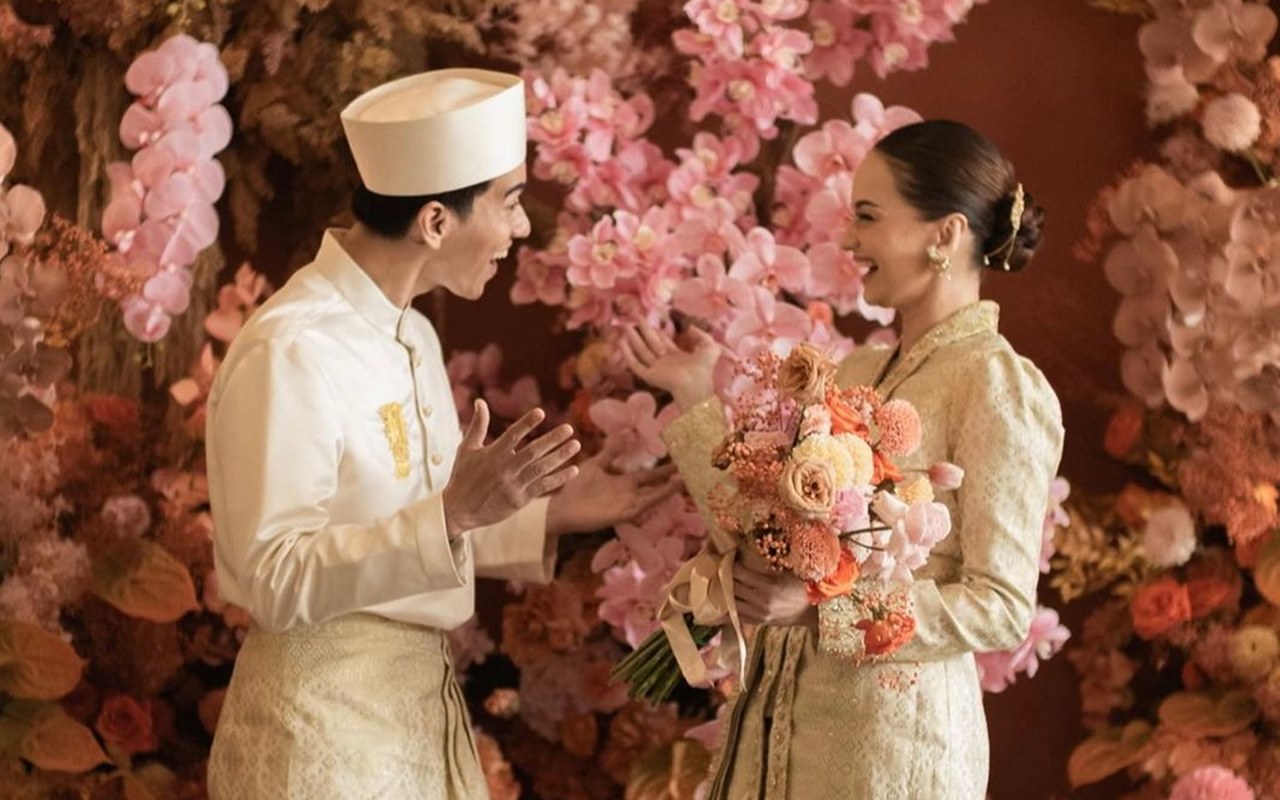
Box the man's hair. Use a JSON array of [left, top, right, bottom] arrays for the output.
[[351, 180, 492, 239]]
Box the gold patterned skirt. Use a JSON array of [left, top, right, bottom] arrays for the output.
[[207, 614, 484, 800], [708, 627, 989, 800]]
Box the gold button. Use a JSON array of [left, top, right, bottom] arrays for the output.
[[430, 452, 443, 466]]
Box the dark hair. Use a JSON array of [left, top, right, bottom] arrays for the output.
[[873, 120, 1044, 273], [351, 180, 492, 239]]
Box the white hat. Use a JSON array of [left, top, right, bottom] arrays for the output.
[[340, 68, 527, 197]]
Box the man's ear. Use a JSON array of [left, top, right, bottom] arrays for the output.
[[415, 201, 451, 248]]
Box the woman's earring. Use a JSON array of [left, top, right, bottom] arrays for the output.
[[926, 245, 951, 278]]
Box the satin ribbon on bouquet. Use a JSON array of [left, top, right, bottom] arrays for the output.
[[656, 523, 748, 685]]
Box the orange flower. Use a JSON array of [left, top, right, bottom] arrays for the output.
[[825, 389, 868, 438], [856, 611, 916, 656], [872, 451, 903, 485], [1129, 577, 1193, 640], [1103, 402, 1144, 459], [779, 344, 835, 404], [805, 549, 860, 605]]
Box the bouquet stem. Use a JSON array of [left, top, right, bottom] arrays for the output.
[[611, 619, 718, 703]]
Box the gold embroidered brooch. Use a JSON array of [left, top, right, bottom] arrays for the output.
[[378, 402, 411, 479]]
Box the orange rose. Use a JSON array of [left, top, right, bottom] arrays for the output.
[[825, 389, 868, 438], [779, 343, 835, 404], [806, 549, 860, 605], [1129, 577, 1193, 640], [857, 611, 916, 656], [95, 695, 157, 755], [1103, 402, 1144, 459]]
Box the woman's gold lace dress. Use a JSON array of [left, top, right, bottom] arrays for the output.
[[661, 302, 1064, 800]]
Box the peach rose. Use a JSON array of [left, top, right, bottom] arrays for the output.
[[779, 458, 837, 518], [1130, 577, 1193, 640], [779, 343, 835, 403], [1103, 401, 1144, 459], [95, 695, 157, 755], [1187, 576, 1240, 618], [805, 549, 860, 604]]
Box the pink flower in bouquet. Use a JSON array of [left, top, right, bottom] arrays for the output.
[[798, 404, 832, 439], [1169, 765, 1256, 800], [788, 521, 841, 582], [589, 392, 674, 472], [805, 1, 873, 86], [975, 606, 1071, 692], [831, 488, 869, 531], [875, 399, 922, 456], [927, 462, 965, 491]]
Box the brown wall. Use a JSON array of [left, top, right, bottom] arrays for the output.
[[429, 2, 1150, 797]]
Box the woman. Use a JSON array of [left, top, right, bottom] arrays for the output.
[[623, 120, 1065, 799]]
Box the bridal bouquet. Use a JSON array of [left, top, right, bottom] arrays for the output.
[[613, 343, 965, 702]]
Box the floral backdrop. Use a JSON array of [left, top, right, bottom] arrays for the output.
[[0, 0, 1274, 798]]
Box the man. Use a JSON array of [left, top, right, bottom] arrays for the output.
[[204, 68, 675, 798]]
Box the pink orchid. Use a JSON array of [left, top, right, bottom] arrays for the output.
[[975, 606, 1071, 693], [803, 173, 854, 247], [1121, 343, 1169, 408], [1103, 225, 1178, 297], [1191, 0, 1277, 65], [793, 121, 870, 182], [1108, 165, 1193, 236], [512, 248, 570, 307], [597, 560, 673, 648], [1041, 476, 1070, 572], [770, 166, 822, 245], [588, 392, 671, 471], [723, 286, 814, 357], [485, 376, 543, 421], [684, 0, 749, 57], [805, 243, 867, 317], [805, 1, 873, 86], [850, 92, 923, 142], [674, 197, 749, 257], [729, 227, 810, 294], [1, 184, 46, 245], [673, 254, 754, 330]]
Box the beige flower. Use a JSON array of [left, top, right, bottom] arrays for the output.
[[1230, 626, 1280, 683], [779, 343, 834, 403], [836, 433, 874, 486], [779, 458, 837, 518], [1202, 93, 1262, 152], [793, 434, 855, 489], [896, 473, 935, 505]]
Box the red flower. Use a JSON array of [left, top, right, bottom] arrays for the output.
[[95, 694, 157, 755], [1103, 401, 1144, 459], [1129, 577, 1193, 640]]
